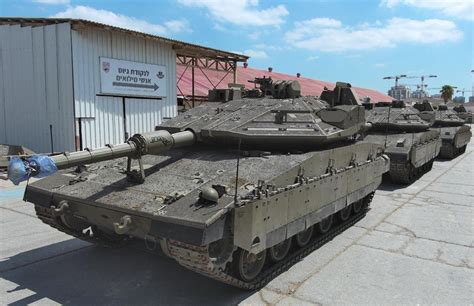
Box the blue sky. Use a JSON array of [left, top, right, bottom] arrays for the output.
[[1, 0, 473, 96]]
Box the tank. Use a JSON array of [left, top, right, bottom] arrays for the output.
[[8, 80, 389, 289], [452, 104, 474, 123], [414, 101, 472, 159], [362, 101, 441, 184]]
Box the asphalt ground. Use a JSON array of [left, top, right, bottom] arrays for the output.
[[1, 140, 473, 305]]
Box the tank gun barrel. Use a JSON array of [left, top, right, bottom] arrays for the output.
[[8, 130, 195, 185], [52, 130, 195, 169]]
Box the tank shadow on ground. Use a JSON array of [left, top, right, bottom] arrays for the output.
[[377, 174, 412, 191], [0, 240, 251, 305], [434, 157, 458, 163]]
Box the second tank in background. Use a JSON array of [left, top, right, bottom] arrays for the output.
[[414, 101, 472, 159], [363, 101, 440, 184]]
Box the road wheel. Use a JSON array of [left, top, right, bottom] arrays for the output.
[[268, 238, 291, 262], [318, 215, 333, 233], [338, 206, 351, 221], [234, 249, 266, 282], [295, 226, 314, 247], [352, 200, 364, 214]]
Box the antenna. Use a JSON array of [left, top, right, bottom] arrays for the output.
[[234, 139, 242, 205], [384, 105, 392, 148]]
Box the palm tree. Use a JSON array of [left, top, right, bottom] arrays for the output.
[[440, 85, 454, 103]]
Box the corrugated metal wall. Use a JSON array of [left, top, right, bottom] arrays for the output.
[[125, 98, 163, 137], [71, 28, 177, 149], [0, 23, 75, 153]]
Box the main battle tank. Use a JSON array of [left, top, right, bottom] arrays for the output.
[[414, 101, 472, 159], [362, 101, 440, 184], [8, 80, 389, 289]]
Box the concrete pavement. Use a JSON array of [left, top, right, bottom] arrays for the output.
[[1, 141, 473, 305]]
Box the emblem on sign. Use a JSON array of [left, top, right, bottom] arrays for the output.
[[157, 71, 164, 79], [102, 61, 110, 73]]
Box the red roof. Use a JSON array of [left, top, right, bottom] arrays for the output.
[[176, 65, 391, 103]]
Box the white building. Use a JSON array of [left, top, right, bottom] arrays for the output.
[[388, 85, 411, 100], [0, 18, 246, 153], [411, 89, 429, 100]]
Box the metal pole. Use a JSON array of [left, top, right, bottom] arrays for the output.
[[122, 97, 128, 142], [233, 60, 237, 83], [191, 57, 195, 108], [49, 124, 54, 153], [384, 106, 391, 149], [234, 138, 242, 205]]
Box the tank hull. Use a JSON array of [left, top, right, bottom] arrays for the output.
[[456, 113, 473, 123], [24, 142, 388, 288], [363, 130, 440, 184], [435, 125, 472, 159]]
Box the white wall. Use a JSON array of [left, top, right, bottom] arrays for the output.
[[71, 27, 177, 149], [0, 23, 75, 153]]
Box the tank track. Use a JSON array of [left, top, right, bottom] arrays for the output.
[[389, 159, 434, 184], [34, 206, 127, 247], [167, 193, 373, 290], [34, 194, 373, 290], [439, 144, 466, 159]]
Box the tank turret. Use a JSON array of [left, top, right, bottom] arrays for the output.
[[365, 100, 430, 132], [453, 104, 474, 123], [160, 80, 366, 148], [413, 100, 465, 126], [9, 80, 389, 289]]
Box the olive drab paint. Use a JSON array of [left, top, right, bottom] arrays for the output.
[[22, 80, 393, 289]]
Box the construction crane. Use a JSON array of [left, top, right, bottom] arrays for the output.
[[456, 89, 472, 97], [428, 86, 458, 90], [427, 86, 458, 94], [383, 74, 407, 87], [415, 75, 437, 89]]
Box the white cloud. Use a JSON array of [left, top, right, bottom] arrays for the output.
[[244, 49, 268, 59], [285, 17, 463, 52], [178, 0, 288, 26], [33, 0, 69, 4], [165, 19, 192, 33], [248, 31, 262, 40], [307, 55, 319, 61], [381, 0, 474, 21], [213, 23, 227, 31], [373, 63, 386, 68], [233, 49, 268, 59], [53, 6, 189, 35]]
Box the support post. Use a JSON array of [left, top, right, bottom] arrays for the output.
[[122, 97, 128, 142], [49, 124, 54, 154], [233, 60, 237, 83], [191, 57, 195, 108]]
